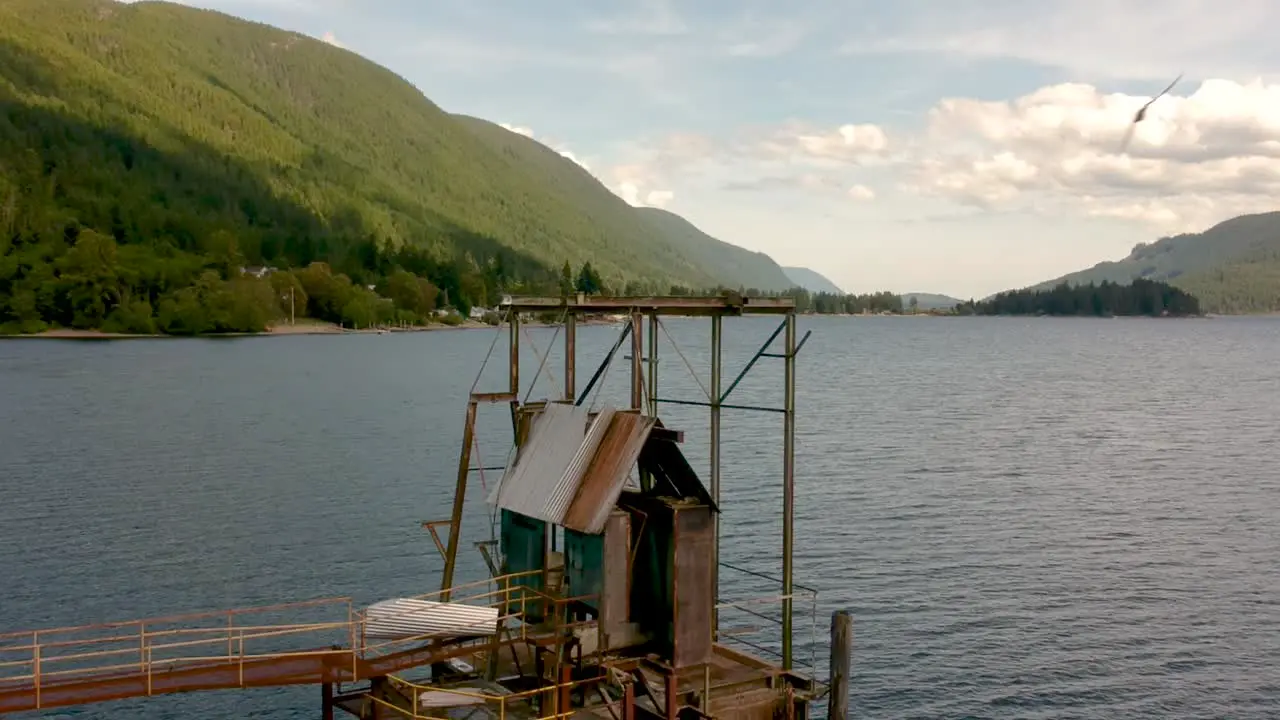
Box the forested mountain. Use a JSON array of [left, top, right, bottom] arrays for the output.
[[1032, 212, 1280, 313], [0, 0, 795, 334], [453, 116, 793, 291], [781, 267, 842, 294], [901, 292, 962, 311], [631, 207, 794, 291], [962, 279, 1200, 317]]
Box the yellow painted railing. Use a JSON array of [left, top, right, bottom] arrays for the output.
[[0, 571, 547, 710], [369, 673, 614, 720]]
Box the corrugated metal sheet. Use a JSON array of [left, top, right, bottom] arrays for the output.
[[562, 412, 654, 534], [362, 599, 499, 640], [488, 404, 655, 535], [486, 402, 588, 515]]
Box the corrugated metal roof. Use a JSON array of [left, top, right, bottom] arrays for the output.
[[362, 599, 499, 641], [489, 403, 655, 535], [561, 412, 653, 534], [486, 402, 589, 519]]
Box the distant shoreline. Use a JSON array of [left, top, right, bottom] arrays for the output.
[[2, 316, 624, 340], [5, 311, 1255, 340]]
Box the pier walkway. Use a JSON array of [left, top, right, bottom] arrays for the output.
[[0, 578, 524, 714]]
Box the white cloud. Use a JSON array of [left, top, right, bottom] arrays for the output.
[[587, 76, 1280, 235], [743, 122, 890, 167], [596, 121, 893, 206], [583, 0, 687, 36], [497, 122, 591, 171], [499, 122, 534, 138], [644, 189, 674, 208], [902, 78, 1280, 230], [847, 184, 876, 201], [615, 181, 674, 208], [840, 0, 1280, 83]]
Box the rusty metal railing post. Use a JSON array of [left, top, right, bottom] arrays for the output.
[[32, 631, 40, 710], [141, 622, 152, 696]]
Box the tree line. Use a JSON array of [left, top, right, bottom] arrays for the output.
[[956, 279, 1201, 317]]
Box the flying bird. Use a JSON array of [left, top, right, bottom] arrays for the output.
[[1118, 73, 1184, 154]]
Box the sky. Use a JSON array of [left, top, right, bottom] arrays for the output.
[[135, 0, 1280, 298]]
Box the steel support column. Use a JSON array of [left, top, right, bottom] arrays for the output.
[[564, 313, 576, 402], [782, 311, 797, 669], [647, 313, 659, 417], [630, 312, 643, 411], [710, 314, 722, 634], [440, 400, 477, 598], [509, 311, 521, 430]]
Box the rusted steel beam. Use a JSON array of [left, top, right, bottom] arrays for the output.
[[419, 520, 449, 560], [565, 313, 576, 401], [471, 391, 517, 404], [709, 313, 721, 636], [650, 427, 683, 443], [664, 670, 678, 719], [781, 312, 796, 670], [630, 312, 644, 411], [720, 318, 786, 404], [499, 295, 795, 316], [623, 681, 636, 720], [440, 400, 478, 597], [646, 312, 658, 417], [575, 322, 632, 407]]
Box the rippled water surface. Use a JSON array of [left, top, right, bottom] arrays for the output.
[[3, 316, 1280, 719]]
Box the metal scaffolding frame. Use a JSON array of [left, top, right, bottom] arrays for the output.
[[437, 294, 812, 670]]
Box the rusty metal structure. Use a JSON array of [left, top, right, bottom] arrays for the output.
[[0, 294, 845, 720]]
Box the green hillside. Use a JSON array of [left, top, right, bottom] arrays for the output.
[[0, 0, 794, 334], [451, 116, 790, 291], [631, 207, 794, 291], [901, 292, 962, 310], [782, 267, 843, 294], [1031, 212, 1280, 313]]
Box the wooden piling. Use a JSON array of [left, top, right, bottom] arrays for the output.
[[827, 610, 852, 720]]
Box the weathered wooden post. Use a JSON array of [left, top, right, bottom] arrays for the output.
[[827, 610, 852, 720]]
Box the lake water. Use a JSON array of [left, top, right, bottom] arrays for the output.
[[2, 315, 1280, 719]]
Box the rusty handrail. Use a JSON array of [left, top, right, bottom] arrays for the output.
[[0, 571, 556, 711], [368, 672, 612, 720]]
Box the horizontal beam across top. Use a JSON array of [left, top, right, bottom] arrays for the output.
[[498, 295, 796, 316]]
